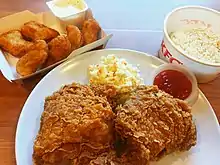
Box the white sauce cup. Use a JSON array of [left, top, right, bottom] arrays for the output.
[[46, 0, 88, 29]]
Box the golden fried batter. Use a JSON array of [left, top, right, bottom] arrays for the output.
[[115, 85, 196, 164], [16, 40, 48, 76], [33, 83, 115, 165], [66, 25, 83, 51], [0, 30, 33, 57], [82, 19, 101, 45], [90, 84, 118, 109], [89, 151, 135, 165], [41, 56, 57, 68], [16, 50, 48, 76], [21, 21, 59, 41], [27, 39, 48, 52], [33, 84, 196, 165], [48, 35, 72, 62], [90, 84, 136, 111]]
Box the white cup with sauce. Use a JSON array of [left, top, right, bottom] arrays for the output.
[[46, 0, 88, 28], [148, 63, 199, 106], [159, 6, 220, 83]]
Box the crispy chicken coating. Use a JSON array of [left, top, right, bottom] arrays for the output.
[[0, 30, 33, 57], [33, 84, 196, 165], [28, 39, 49, 51], [82, 19, 101, 45], [66, 25, 83, 51], [41, 56, 57, 68], [88, 151, 135, 165], [90, 84, 136, 111], [90, 84, 118, 109], [115, 85, 196, 164], [16, 40, 48, 76], [33, 83, 115, 165], [21, 21, 59, 41]]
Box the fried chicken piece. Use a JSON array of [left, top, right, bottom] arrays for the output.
[[115, 85, 196, 164], [89, 151, 136, 165], [47, 34, 72, 63], [21, 21, 59, 41], [0, 30, 33, 57], [16, 40, 48, 76], [33, 83, 115, 165], [66, 25, 83, 51], [82, 19, 101, 45], [90, 84, 118, 109], [90, 84, 136, 111]]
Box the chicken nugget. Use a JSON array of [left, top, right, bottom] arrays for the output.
[[0, 30, 33, 57], [82, 19, 101, 45], [48, 35, 72, 62], [42, 56, 56, 68], [66, 25, 83, 51], [21, 21, 59, 41], [27, 40, 48, 52], [16, 40, 48, 76]]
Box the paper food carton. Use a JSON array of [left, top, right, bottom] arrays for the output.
[[0, 10, 112, 82]]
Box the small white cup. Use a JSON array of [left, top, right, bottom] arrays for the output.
[[46, 0, 88, 29], [148, 63, 199, 106]]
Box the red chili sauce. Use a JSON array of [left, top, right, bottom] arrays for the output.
[[153, 70, 192, 100]]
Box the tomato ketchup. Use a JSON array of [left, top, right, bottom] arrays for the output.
[[153, 70, 192, 100]]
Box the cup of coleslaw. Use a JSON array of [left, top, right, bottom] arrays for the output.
[[159, 6, 220, 83]]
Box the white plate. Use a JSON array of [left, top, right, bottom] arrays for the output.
[[15, 49, 220, 165]]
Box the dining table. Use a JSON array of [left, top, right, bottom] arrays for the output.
[[0, 0, 220, 164]]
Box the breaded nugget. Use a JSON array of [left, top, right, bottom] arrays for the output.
[[41, 56, 57, 68], [27, 39, 48, 52], [16, 50, 48, 76], [0, 30, 33, 57], [16, 40, 48, 76], [82, 19, 101, 45], [33, 83, 115, 165], [48, 35, 72, 62], [115, 85, 196, 164], [66, 25, 83, 51], [21, 21, 59, 41]]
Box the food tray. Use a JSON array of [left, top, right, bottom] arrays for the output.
[[0, 10, 112, 82]]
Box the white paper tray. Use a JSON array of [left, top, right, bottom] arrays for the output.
[[0, 10, 112, 82]]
